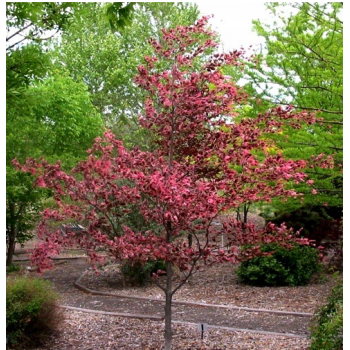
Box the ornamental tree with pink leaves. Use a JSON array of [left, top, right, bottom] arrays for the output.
[[15, 17, 325, 350]]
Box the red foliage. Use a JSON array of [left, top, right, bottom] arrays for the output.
[[13, 16, 325, 275], [221, 219, 320, 260], [15, 17, 328, 348]]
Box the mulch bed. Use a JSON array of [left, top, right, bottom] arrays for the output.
[[11, 255, 339, 349], [8, 212, 341, 349]]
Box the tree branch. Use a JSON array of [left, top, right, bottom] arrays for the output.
[[6, 22, 33, 42], [280, 104, 343, 116], [7, 36, 28, 50]]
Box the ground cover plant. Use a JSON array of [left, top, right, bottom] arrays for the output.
[[16, 16, 331, 350], [309, 278, 343, 349], [6, 276, 62, 349]]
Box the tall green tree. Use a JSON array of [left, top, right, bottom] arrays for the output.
[[6, 2, 105, 265], [243, 2, 343, 216], [6, 2, 76, 49], [6, 1, 136, 114], [6, 2, 77, 103], [6, 72, 104, 265], [24, 73, 104, 166]]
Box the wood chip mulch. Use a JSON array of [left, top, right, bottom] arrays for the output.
[[10, 212, 341, 349], [21, 257, 340, 350]]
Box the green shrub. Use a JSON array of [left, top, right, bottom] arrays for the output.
[[6, 264, 21, 274], [310, 280, 343, 350], [237, 243, 320, 286], [6, 276, 63, 349], [121, 259, 166, 286]]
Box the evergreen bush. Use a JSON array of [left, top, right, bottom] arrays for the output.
[[237, 243, 320, 286], [121, 259, 166, 285]]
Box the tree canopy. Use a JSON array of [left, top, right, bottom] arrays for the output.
[[6, 2, 104, 264], [243, 2, 343, 215], [49, 2, 200, 149], [16, 16, 323, 349]]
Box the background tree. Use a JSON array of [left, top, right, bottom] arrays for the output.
[[6, 2, 111, 264], [6, 2, 75, 265], [242, 2, 343, 222], [105, 2, 136, 32], [24, 72, 104, 166], [6, 2, 76, 49], [6, 71, 103, 265], [17, 17, 321, 349], [6, 2, 79, 104]]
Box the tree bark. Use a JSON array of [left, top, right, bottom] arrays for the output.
[[6, 232, 16, 266], [243, 204, 249, 225], [164, 260, 173, 350], [187, 233, 193, 248], [6, 203, 17, 266]]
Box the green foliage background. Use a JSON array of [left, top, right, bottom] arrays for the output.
[[310, 279, 343, 349], [242, 2, 343, 216]]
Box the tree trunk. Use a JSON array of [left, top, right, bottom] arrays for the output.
[[164, 260, 173, 350], [6, 229, 16, 266], [243, 204, 249, 225], [187, 233, 192, 248], [236, 208, 241, 222], [6, 203, 17, 266]]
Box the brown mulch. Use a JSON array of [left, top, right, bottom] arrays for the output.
[[9, 212, 340, 349], [12, 255, 339, 350], [36, 310, 311, 350], [81, 261, 336, 314]]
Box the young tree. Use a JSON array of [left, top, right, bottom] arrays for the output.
[[51, 2, 200, 149], [17, 17, 321, 349]]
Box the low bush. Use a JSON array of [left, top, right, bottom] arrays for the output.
[[6, 276, 63, 349], [267, 205, 343, 244], [309, 279, 343, 350], [121, 259, 166, 285], [237, 243, 320, 286], [6, 264, 21, 274]]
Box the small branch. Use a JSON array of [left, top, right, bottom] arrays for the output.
[[7, 36, 28, 50], [171, 254, 201, 296], [278, 103, 343, 116], [152, 276, 166, 293], [318, 120, 343, 125], [293, 37, 338, 73], [31, 27, 61, 42], [289, 142, 343, 151], [82, 193, 119, 237], [6, 22, 33, 42], [300, 86, 343, 98], [315, 188, 343, 193]]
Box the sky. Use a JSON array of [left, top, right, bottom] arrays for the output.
[[195, 1, 271, 52], [195, 1, 344, 54]]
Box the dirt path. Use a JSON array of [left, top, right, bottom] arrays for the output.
[[38, 258, 313, 338]]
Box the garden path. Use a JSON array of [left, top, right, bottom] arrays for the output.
[[39, 258, 313, 338]]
